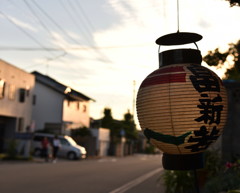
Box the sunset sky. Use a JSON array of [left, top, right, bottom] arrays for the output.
[[0, 0, 239, 125]]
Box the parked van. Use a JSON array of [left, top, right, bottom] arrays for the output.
[[32, 133, 86, 160]]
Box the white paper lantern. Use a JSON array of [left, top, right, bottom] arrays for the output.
[[136, 33, 228, 170]]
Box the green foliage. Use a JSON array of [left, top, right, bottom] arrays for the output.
[[203, 40, 240, 81], [1, 140, 32, 161], [203, 169, 240, 193], [144, 143, 156, 154], [162, 170, 195, 193], [161, 150, 226, 193], [101, 108, 114, 129], [203, 48, 228, 67], [204, 150, 223, 178], [71, 127, 91, 137], [226, 0, 240, 6], [100, 108, 138, 141], [122, 110, 138, 140], [6, 139, 18, 159], [203, 152, 240, 193]]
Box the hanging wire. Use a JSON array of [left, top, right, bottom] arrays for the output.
[[177, 0, 180, 32]]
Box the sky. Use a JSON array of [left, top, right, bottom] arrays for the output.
[[0, 0, 240, 125]]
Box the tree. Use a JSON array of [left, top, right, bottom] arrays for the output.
[[100, 108, 122, 138], [226, 0, 240, 6], [203, 40, 240, 80], [100, 108, 138, 140], [122, 110, 138, 140], [101, 108, 114, 129]]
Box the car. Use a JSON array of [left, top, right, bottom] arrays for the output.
[[32, 133, 87, 160]]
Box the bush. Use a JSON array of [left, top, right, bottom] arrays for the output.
[[162, 170, 195, 193], [144, 143, 156, 154], [71, 127, 91, 137], [203, 159, 240, 193], [203, 169, 240, 193], [160, 150, 240, 193], [6, 139, 18, 159]]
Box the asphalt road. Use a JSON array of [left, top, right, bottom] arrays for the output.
[[0, 154, 165, 193]]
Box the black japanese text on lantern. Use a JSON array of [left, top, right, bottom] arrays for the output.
[[185, 65, 224, 152]]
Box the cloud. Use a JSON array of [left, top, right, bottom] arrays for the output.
[[8, 15, 37, 32], [3, 0, 240, 121]]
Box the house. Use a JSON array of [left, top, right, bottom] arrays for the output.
[[0, 60, 35, 153], [31, 71, 94, 135]]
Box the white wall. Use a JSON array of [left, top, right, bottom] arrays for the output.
[[63, 100, 90, 128], [32, 82, 64, 130], [91, 128, 110, 156], [0, 60, 35, 131]]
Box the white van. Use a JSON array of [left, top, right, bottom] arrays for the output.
[[32, 133, 87, 160]]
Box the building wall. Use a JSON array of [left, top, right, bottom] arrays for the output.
[[63, 100, 90, 128], [32, 82, 64, 131], [222, 81, 240, 161], [91, 128, 110, 156], [0, 59, 35, 132]]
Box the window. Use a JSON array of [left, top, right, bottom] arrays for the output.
[[26, 89, 30, 97], [77, 102, 80, 110], [60, 138, 70, 146], [0, 79, 6, 99], [25, 85, 30, 97], [19, 88, 26, 103], [8, 84, 16, 100], [83, 105, 87, 112]]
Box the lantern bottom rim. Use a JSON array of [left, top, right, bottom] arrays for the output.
[[162, 153, 204, 170]]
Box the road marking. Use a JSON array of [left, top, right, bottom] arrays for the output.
[[109, 167, 163, 193], [98, 158, 117, 162]]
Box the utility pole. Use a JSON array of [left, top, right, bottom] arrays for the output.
[[132, 80, 136, 121]]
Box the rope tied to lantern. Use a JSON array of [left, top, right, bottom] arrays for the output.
[[136, 32, 228, 170]]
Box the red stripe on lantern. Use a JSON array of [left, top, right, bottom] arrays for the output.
[[150, 66, 185, 76], [141, 73, 186, 88]]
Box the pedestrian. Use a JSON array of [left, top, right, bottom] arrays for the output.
[[41, 137, 49, 162], [52, 135, 61, 163]]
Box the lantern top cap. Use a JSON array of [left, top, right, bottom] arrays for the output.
[[155, 32, 202, 46]]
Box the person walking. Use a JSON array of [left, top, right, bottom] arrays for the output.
[[41, 137, 49, 162], [52, 135, 61, 163]]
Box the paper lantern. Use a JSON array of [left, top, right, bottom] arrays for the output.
[[136, 32, 228, 170]]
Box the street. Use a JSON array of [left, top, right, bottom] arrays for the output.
[[0, 154, 165, 193]]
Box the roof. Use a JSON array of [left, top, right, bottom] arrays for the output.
[[32, 71, 95, 102]]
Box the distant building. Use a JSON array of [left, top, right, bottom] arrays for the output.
[[0, 59, 35, 153], [31, 71, 94, 134]]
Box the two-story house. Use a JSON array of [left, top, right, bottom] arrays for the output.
[[0, 59, 35, 153], [32, 71, 94, 135]]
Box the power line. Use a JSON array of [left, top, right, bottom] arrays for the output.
[[32, 0, 112, 63], [73, 0, 96, 32], [0, 43, 152, 51], [0, 9, 55, 58], [67, 0, 93, 40], [31, 0, 81, 45], [61, 0, 112, 63], [59, 0, 93, 44], [1, 1, 67, 64], [23, 0, 68, 56]]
